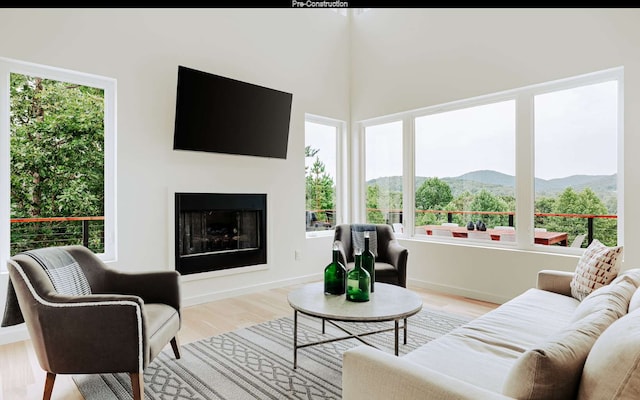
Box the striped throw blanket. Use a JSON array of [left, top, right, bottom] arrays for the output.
[[2, 247, 91, 327], [351, 224, 378, 257]]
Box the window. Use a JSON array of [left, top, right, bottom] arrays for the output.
[[0, 58, 116, 267], [305, 114, 344, 234], [356, 67, 622, 251], [414, 101, 515, 238], [364, 121, 403, 225], [534, 80, 619, 248]]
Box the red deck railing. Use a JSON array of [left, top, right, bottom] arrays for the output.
[[10, 216, 105, 255], [306, 208, 617, 245]]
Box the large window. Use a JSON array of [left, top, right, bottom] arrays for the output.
[[358, 67, 622, 251], [414, 101, 515, 238], [0, 58, 116, 266], [534, 80, 619, 248], [364, 121, 403, 225], [305, 114, 344, 234]]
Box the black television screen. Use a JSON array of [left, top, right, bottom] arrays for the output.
[[173, 65, 293, 159]]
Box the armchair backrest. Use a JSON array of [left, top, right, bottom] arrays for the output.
[[334, 224, 397, 263], [8, 246, 110, 299]]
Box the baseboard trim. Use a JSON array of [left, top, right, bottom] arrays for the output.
[[408, 278, 510, 305], [181, 272, 323, 308]]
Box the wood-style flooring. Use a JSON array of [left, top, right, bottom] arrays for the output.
[[0, 282, 499, 400]]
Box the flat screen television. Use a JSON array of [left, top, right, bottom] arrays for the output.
[[173, 65, 293, 159]]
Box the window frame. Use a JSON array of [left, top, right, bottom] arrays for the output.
[[304, 113, 347, 238], [0, 57, 117, 267], [355, 67, 623, 254]]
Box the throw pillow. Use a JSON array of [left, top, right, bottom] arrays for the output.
[[570, 271, 640, 322], [351, 224, 378, 258], [502, 309, 619, 400], [569, 239, 623, 301]]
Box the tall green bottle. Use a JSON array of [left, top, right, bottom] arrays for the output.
[[324, 245, 347, 295], [346, 249, 370, 302], [362, 232, 376, 293]]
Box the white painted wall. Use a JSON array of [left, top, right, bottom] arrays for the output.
[[350, 9, 640, 303], [0, 9, 349, 343]]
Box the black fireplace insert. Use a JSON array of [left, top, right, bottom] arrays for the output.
[[175, 193, 267, 275]]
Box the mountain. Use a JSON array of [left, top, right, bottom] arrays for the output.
[[367, 170, 617, 199]]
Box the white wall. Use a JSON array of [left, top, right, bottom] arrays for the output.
[[0, 9, 349, 343], [350, 8, 640, 303]]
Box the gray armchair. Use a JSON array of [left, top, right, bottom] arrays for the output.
[[333, 224, 408, 287], [2, 245, 181, 400]]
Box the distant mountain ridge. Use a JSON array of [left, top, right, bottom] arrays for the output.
[[367, 170, 617, 199]]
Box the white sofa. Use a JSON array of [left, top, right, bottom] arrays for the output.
[[342, 269, 640, 400]]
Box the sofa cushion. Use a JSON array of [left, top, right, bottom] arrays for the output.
[[403, 288, 579, 393], [503, 309, 619, 400], [570, 270, 640, 322], [578, 308, 640, 400], [570, 239, 623, 301]]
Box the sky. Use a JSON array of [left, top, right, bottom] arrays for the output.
[[372, 80, 618, 182], [305, 121, 338, 179], [307, 80, 618, 183]]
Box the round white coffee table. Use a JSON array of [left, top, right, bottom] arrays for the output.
[[287, 281, 423, 368]]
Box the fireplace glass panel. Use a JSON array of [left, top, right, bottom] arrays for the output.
[[179, 210, 260, 257]]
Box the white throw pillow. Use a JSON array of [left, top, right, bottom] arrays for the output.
[[571, 272, 639, 322], [570, 239, 623, 301]]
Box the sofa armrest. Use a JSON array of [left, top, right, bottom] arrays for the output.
[[342, 346, 513, 400], [536, 270, 575, 297]]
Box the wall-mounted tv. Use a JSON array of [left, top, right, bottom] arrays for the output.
[[173, 65, 293, 159]]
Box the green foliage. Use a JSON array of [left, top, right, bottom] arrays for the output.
[[9, 73, 105, 253], [467, 189, 509, 228], [415, 177, 452, 226], [415, 177, 453, 210], [305, 147, 335, 228], [407, 178, 617, 246], [305, 157, 335, 211], [366, 184, 385, 223], [540, 188, 617, 247], [366, 183, 402, 224]]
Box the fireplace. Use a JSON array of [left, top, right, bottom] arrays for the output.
[[175, 193, 267, 275]]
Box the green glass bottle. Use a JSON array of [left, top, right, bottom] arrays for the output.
[[324, 245, 347, 295], [346, 249, 370, 302], [362, 232, 376, 293]]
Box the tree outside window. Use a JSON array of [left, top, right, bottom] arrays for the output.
[[9, 73, 105, 254], [305, 119, 338, 232]]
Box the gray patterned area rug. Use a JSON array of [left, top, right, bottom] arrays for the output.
[[73, 308, 471, 400]]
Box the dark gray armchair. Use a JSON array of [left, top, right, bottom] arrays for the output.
[[333, 224, 409, 287], [3, 245, 181, 400]]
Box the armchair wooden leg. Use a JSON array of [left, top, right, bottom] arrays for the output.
[[170, 336, 181, 359], [43, 372, 56, 400], [130, 372, 144, 400]]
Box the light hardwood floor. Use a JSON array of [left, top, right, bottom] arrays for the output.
[[0, 282, 499, 400]]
